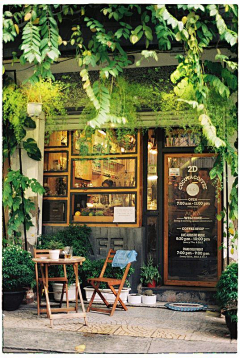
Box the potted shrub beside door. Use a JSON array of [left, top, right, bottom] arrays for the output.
[[215, 262, 238, 339], [2, 245, 35, 311], [140, 257, 161, 288]]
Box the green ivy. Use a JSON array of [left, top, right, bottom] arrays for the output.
[[3, 169, 45, 241]]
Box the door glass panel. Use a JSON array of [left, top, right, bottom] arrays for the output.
[[72, 158, 136, 188], [146, 217, 158, 265], [147, 130, 157, 210], [166, 155, 219, 283]]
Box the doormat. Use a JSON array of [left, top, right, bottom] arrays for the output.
[[165, 302, 208, 312]]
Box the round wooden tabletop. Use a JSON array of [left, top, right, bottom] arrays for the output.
[[32, 256, 86, 264]]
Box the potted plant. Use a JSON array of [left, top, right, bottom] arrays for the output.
[[215, 262, 238, 339], [140, 257, 161, 287], [22, 79, 67, 121], [47, 240, 64, 260], [141, 289, 157, 305], [127, 293, 142, 305], [2, 245, 35, 311]]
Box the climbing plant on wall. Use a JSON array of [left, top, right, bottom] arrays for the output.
[[2, 4, 238, 249]]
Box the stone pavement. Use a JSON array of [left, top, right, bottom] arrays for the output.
[[2, 300, 237, 355]]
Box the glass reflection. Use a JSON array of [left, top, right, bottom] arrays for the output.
[[167, 155, 218, 282], [71, 193, 136, 222], [72, 158, 136, 188]]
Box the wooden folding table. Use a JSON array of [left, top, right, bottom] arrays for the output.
[[32, 256, 87, 327]]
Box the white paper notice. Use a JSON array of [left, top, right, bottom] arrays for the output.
[[113, 207, 135, 223]]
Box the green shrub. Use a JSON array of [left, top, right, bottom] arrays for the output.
[[215, 263, 238, 322], [2, 245, 35, 291], [36, 225, 92, 285]]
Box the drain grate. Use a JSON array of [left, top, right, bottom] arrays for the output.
[[165, 302, 208, 312]]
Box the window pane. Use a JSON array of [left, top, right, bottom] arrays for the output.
[[147, 130, 157, 210], [45, 131, 68, 147], [165, 129, 200, 147], [72, 158, 136, 188], [71, 193, 136, 223], [43, 200, 67, 223], [146, 217, 158, 265], [43, 176, 67, 197], [44, 152, 68, 172], [72, 129, 136, 155]]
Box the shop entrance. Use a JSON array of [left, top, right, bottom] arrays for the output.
[[163, 153, 222, 287]]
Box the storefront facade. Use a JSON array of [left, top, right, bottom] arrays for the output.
[[42, 126, 222, 291]]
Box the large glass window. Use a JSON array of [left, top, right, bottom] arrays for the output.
[[71, 158, 136, 188], [71, 193, 136, 223], [72, 129, 137, 155], [43, 130, 140, 226]]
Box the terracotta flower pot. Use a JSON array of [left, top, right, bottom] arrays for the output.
[[147, 280, 156, 288]]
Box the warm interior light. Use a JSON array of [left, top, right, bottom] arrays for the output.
[[150, 148, 158, 154], [148, 141, 153, 150], [148, 175, 158, 180]]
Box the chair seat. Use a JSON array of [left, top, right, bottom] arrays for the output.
[[88, 277, 122, 285]]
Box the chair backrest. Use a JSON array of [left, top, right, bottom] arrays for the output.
[[99, 249, 116, 278], [33, 249, 51, 258]]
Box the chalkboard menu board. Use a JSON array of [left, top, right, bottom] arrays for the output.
[[165, 154, 220, 285]]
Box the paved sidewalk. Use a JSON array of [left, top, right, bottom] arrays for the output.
[[2, 301, 237, 354]]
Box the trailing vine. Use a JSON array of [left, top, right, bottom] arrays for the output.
[[2, 4, 238, 251]]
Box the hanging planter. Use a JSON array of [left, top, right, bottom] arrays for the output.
[[27, 102, 42, 117]]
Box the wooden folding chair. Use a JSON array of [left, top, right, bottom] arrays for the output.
[[87, 249, 132, 316], [33, 249, 69, 315]]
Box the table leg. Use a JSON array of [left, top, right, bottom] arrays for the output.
[[74, 263, 87, 326], [40, 264, 52, 325]]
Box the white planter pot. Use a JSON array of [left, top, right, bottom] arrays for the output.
[[142, 294, 157, 305], [27, 102, 42, 117], [53, 283, 76, 302], [84, 287, 130, 303], [49, 250, 60, 260], [127, 294, 142, 305]]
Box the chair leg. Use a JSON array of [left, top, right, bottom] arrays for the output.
[[109, 285, 128, 316], [87, 282, 111, 312]]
